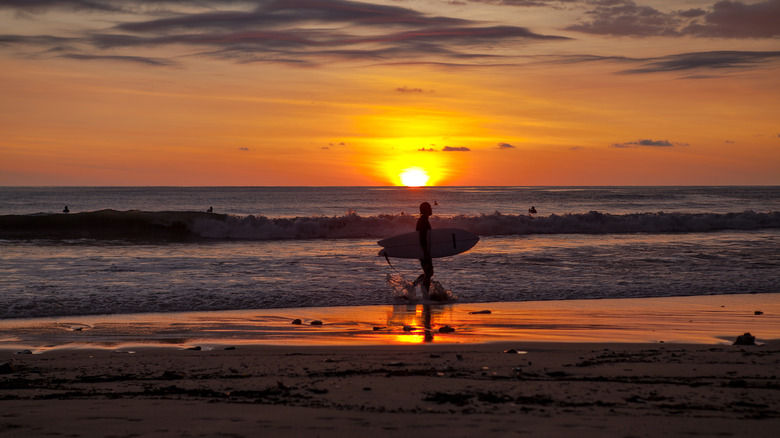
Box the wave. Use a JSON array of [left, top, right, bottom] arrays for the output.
[[1, 209, 779, 241]]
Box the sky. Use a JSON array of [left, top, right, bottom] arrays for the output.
[[0, 0, 778, 186]]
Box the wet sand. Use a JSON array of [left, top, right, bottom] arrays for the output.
[[1, 294, 779, 436], [2, 342, 779, 437], [1, 294, 778, 350]]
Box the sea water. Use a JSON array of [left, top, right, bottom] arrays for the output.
[[1, 186, 779, 319]]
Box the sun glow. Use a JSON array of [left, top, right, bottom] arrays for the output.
[[399, 167, 430, 187]]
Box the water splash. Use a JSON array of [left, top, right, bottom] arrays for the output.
[[386, 274, 456, 302]]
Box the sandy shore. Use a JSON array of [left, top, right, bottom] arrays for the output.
[[1, 294, 779, 436], [2, 342, 779, 437]]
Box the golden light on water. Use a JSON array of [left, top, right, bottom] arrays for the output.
[[399, 167, 430, 187]]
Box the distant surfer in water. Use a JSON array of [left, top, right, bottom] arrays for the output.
[[414, 201, 434, 299]]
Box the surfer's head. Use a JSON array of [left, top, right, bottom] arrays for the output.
[[419, 202, 432, 216]]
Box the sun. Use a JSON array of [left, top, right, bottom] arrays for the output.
[[399, 167, 430, 187]]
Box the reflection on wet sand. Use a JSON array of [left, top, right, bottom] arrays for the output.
[[0, 294, 777, 352]]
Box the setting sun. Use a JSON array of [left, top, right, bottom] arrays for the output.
[[399, 168, 430, 187]]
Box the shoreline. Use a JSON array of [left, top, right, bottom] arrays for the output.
[[2, 293, 778, 436], [2, 293, 777, 352]]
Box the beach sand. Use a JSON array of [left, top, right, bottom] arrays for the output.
[[2, 342, 779, 437], [1, 294, 779, 437]]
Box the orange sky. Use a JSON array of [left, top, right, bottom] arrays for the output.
[[1, 0, 778, 186]]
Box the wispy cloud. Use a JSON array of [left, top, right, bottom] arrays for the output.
[[0, 0, 570, 66], [459, 0, 578, 6], [544, 50, 780, 76], [59, 53, 177, 66], [619, 51, 780, 74], [611, 139, 686, 148], [396, 86, 427, 93], [497, 142, 515, 149], [442, 146, 471, 151]]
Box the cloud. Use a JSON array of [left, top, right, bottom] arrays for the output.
[[324, 141, 347, 149], [0, 0, 570, 66], [567, 0, 780, 39], [442, 146, 471, 151], [0, 0, 126, 13], [0, 0, 253, 14], [458, 0, 578, 6], [418, 147, 437, 152], [546, 50, 780, 76], [619, 51, 780, 74], [397, 86, 426, 93], [685, 0, 780, 38], [611, 139, 684, 148], [497, 142, 515, 149], [59, 53, 176, 66], [115, 1, 469, 33], [566, 0, 683, 37]]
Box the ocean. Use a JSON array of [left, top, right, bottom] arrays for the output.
[[1, 186, 779, 320]]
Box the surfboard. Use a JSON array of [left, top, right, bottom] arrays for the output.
[[378, 228, 479, 259]]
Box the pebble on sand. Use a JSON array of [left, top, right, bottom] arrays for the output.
[[469, 310, 492, 315], [439, 325, 455, 333], [291, 319, 302, 325], [311, 320, 323, 326], [734, 332, 756, 346]]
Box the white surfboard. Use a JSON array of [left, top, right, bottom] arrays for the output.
[[378, 228, 479, 259]]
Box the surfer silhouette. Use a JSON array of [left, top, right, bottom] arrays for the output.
[[414, 201, 434, 299]]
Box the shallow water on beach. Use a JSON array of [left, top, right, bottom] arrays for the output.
[[1, 186, 779, 319], [2, 230, 778, 319]]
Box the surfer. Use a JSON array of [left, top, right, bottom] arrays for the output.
[[415, 201, 434, 299]]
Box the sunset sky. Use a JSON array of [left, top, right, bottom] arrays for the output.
[[1, 0, 778, 186]]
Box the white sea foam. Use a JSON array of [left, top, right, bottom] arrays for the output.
[[188, 210, 780, 240]]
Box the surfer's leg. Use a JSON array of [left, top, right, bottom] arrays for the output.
[[421, 258, 433, 299]]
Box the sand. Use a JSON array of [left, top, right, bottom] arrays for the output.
[[1, 294, 779, 437], [2, 342, 779, 437]]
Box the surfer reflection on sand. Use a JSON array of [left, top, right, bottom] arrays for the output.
[[387, 304, 437, 343]]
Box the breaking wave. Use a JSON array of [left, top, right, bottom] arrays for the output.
[[1, 209, 778, 241]]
